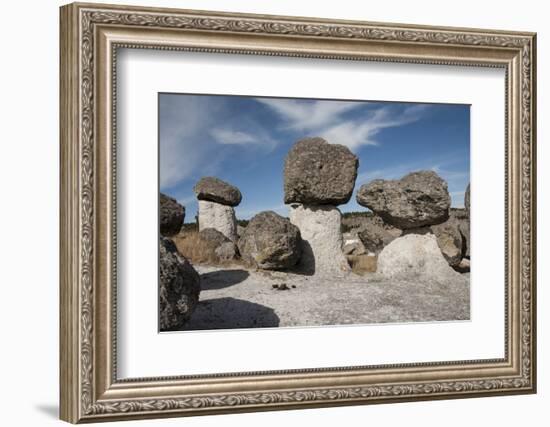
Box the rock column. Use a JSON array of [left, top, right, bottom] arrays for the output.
[[194, 176, 242, 242], [283, 137, 358, 275], [356, 170, 467, 269]]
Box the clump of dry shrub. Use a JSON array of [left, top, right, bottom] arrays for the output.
[[347, 254, 377, 275]]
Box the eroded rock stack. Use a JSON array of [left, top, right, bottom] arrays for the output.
[[284, 137, 358, 274], [238, 211, 302, 270], [160, 193, 185, 237], [357, 171, 470, 270], [194, 177, 242, 242], [159, 237, 201, 331]]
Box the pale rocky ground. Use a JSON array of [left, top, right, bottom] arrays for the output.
[[179, 264, 470, 331]]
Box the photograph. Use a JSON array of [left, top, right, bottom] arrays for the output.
[[57, 2, 536, 422], [158, 94, 472, 332]]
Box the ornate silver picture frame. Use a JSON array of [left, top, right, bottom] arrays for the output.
[[60, 2, 536, 423]]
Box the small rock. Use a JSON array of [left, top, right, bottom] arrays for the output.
[[342, 238, 367, 256], [284, 137, 358, 205], [160, 193, 185, 237], [194, 176, 242, 206], [455, 258, 471, 273], [159, 237, 200, 331], [356, 170, 451, 229]]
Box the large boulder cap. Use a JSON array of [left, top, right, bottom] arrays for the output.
[[356, 170, 451, 229], [194, 176, 242, 207], [284, 137, 358, 205]]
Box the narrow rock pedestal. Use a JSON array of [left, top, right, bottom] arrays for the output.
[[198, 200, 237, 242], [289, 204, 350, 275]]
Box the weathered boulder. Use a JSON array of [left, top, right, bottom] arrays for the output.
[[459, 220, 470, 258], [450, 208, 470, 259], [465, 183, 470, 216], [284, 137, 358, 205], [238, 211, 302, 270], [194, 176, 242, 206], [289, 204, 350, 274], [377, 234, 464, 282], [237, 224, 247, 239], [198, 200, 237, 242], [159, 237, 200, 331], [198, 228, 238, 262], [357, 215, 402, 254], [429, 218, 464, 267], [160, 193, 185, 237], [356, 170, 451, 229]]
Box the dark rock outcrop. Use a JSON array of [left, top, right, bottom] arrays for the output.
[[160, 193, 185, 237], [159, 237, 200, 331]]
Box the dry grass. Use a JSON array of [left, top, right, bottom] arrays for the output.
[[347, 254, 377, 275]]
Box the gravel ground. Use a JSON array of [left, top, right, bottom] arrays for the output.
[[179, 265, 470, 331]]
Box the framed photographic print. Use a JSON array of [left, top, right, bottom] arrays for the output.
[[59, 2, 537, 423]]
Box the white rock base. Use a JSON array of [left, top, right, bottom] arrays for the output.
[[377, 233, 463, 282], [289, 204, 350, 275], [198, 200, 237, 242]]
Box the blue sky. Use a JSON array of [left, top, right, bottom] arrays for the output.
[[159, 93, 470, 221]]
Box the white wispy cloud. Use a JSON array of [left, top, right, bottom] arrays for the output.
[[210, 128, 257, 145], [257, 98, 361, 132], [160, 95, 224, 189], [258, 99, 430, 151]]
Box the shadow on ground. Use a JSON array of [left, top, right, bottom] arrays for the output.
[[199, 269, 249, 290], [182, 297, 280, 330]]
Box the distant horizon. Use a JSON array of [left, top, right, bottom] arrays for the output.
[[160, 93, 470, 221]]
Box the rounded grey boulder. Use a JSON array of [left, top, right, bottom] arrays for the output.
[[194, 176, 242, 206], [238, 211, 302, 270], [377, 234, 463, 283], [356, 170, 451, 229], [160, 193, 185, 237], [159, 237, 200, 331], [284, 137, 358, 205]]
